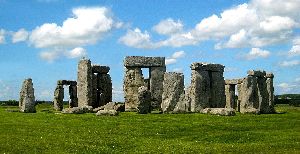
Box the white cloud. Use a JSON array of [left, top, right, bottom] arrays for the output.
[[295, 77, 300, 82], [277, 82, 298, 93], [279, 60, 300, 67], [120, 0, 300, 50], [65, 47, 87, 59], [153, 18, 183, 35], [288, 38, 300, 57], [119, 28, 158, 49], [12, 28, 29, 43], [165, 58, 177, 65], [165, 50, 186, 65], [243, 48, 270, 60], [0, 29, 5, 44], [30, 7, 114, 49], [172, 68, 183, 72], [39, 50, 62, 62]]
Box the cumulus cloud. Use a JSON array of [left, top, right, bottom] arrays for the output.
[[27, 6, 120, 61], [242, 48, 271, 60], [0, 29, 5, 44], [120, 0, 300, 51], [277, 82, 298, 93], [279, 60, 300, 67], [153, 18, 183, 35], [119, 28, 158, 49], [288, 38, 300, 57], [65, 47, 87, 59], [165, 50, 186, 65], [12, 28, 29, 43]]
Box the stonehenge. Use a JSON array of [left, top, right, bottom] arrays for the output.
[[48, 56, 275, 116], [19, 78, 36, 113]]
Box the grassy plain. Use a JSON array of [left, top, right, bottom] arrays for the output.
[[0, 104, 299, 153]]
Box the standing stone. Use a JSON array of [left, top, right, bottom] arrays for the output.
[[53, 84, 64, 111], [256, 71, 269, 113], [91, 73, 98, 108], [19, 78, 36, 113], [98, 73, 112, 107], [69, 85, 78, 108], [77, 58, 93, 107], [190, 69, 210, 112], [136, 86, 151, 114], [266, 73, 275, 113], [210, 71, 225, 107], [161, 72, 185, 113], [124, 67, 145, 111], [150, 66, 166, 109], [240, 75, 259, 114], [225, 84, 235, 109]]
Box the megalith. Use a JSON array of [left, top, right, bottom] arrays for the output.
[[19, 78, 36, 113], [53, 84, 64, 111], [189, 63, 225, 112], [161, 72, 186, 113], [137, 86, 151, 114], [123, 56, 166, 111], [77, 58, 93, 107], [266, 73, 275, 113]]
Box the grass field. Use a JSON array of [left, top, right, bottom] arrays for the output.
[[0, 104, 299, 153]]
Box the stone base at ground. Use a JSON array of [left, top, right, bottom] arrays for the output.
[[201, 108, 235, 116], [96, 110, 119, 116], [93, 102, 125, 112], [61, 106, 93, 114]]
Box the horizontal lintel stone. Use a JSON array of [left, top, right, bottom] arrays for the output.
[[124, 56, 165, 67], [247, 70, 266, 77], [57, 80, 77, 86], [190, 62, 224, 72], [92, 65, 110, 74], [225, 79, 243, 85]]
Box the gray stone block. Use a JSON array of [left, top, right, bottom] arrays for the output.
[[124, 56, 165, 67]]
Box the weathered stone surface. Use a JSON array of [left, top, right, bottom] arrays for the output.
[[92, 65, 110, 74], [124, 56, 165, 67], [91, 73, 98, 108], [98, 73, 112, 107], [266, 73, 275, 113], [201, 108, 235, 116], [150, 66, 166, 109], [69, 85, 78, 108], [61, 106, 93, 114], [96, 110, 119, 116], [93, 102, 125, 112], [190, 69, 210, 112], [161, 72, 185, 113], [77, 58, 93, 107], [225, 79, 243, 85], [190, 62, 224, 72], [240, 76, 259, 114], [240, 107, 260, 114], [124, 67, 145, 111], [257, 73, 269, 113], [19, 78, 36, 113], [137, 86, 151, 114], [53, 85, 64, 111], [247, 70, 266, 77], [225, 84, 235, 109], [173, 86, 191, 113], [57, 80, 77, 86], [210, 71, 225, 107]]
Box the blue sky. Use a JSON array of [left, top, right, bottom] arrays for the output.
[[0, 0, 300, 101]]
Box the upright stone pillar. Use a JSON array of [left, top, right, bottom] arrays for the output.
[[77, 58, 93, 107], [189, 63, 225, 112], [124, 67, 145, 111], [69, 83, 78, 108], [266, 73, 275, 113], [190, 68, 210, 112], [210, 71, 225, 107], [54, 84, 64, 111], [150, 66, 166, 109], [161, 72, 185, 113], [256, 71, 269, 113], [19, 78, 36, 113], [98, 73, 112, 107], [225, 84, 235, 109], [240, 73, 259, 113]]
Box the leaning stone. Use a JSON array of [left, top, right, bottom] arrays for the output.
[[200, 108, 235, 116], [136, 86, 151, 114], [96, 110, 119, 116], [19, 78, 36, 113]]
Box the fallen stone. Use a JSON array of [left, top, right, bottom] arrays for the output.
[[201, 108, 235, 116], [96, 110, 119, 116], [61, 106, 93, 114]]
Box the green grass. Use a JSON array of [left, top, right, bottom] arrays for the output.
[[0, 104, 299, 154]]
